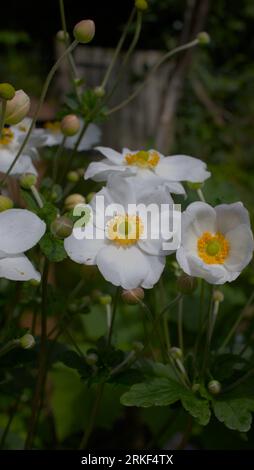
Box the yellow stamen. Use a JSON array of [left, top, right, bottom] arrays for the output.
[[0, 128, 14, 145], [197, 231, 230, 265], [44, 121, 61, 133], [125, 150, 160, 169], [106, 214, 144, 246]]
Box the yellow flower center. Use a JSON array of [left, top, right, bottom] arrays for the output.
[[125, 150, 160, 169], [106, 214, 144, 246], [44, 121, 61, 133], [0, 127, 14, 146], [197, 231, 230, 264]]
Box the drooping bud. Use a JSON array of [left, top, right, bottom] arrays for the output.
[[213, 290, 224, 303], [19, 173, 37, 189], [56, 30, 70, 43], [187, 182, 204, 190], [135, 0, 149, 11], [99, 295, 112, 306], [208, 379, 221, 395], [86, 352, 98, 365], [20, 333, 36, 350], [60, 114, 80, 137], [176, 274, 198, 295], [86, 192, 96, 203], [64, 193, 86, 211], [5, 90, 30, 125], [0, 195, 14, 211], [169, 347, 183, 360], [94, 86, 106, 98], [0, 83, 16, 101], [73, 20, 95, 44], [50, 216, 73, 239], [121, 287, 144, 305], [197, 32, 210, 45], [67, 170, 80, 183]]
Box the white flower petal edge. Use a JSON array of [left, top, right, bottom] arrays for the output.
[[155, 155, 211, 183], [177, 201, 254, 284], [0, 209, 46, 254], [0, 255, 41, 281]]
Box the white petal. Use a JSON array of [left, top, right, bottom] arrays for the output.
[[162, 181, 186, 195], [0, 149, 37, 176], [95, 146, 123, 164], [44, 132, 61, 146], [224, 224, 254, 272], [0, 209, 46, 254], [0, 254, 41, 281], [142, 255, 166, 288], [107, 174, 137, 208], [64, 233, 106, 264], [176, 250, 229, 284], [182, 202, 217, 243], [155, 155, 210, 183], [85, 159, 130, 182], [66, 124, 101, 150], [96, 245, 150, 289], [215, 202, 251, 234]]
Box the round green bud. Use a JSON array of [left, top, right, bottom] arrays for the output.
[[135, 0, 148, 11], [5, 90, 30, 125], [187, 181, 204, 190], [67, 171, 80, 183], [0, 83, 16, 101], [20, 333, 35, 350], [50, 216, 73, 239], [192, 383, 200, 393], [86, 352, 98, 366], [176, 274, 198, 295], [60, 114, 80, 137], [197, 31, 210, 45], [64, 193, 86, 211], [169, 347, 183, 360], [94, 86, 106, 98], [208, 379, 221, 395], [132, 341, 144, 352], [213, 290, 224, 303], [99, 295, 112, 306], [56, 30, 70, 42], [19, 173, 37, 189], [73, 20, 95, 44], [29, 279, 41, 287], [121, 287, 144, 305], [0, 195, 14, 212], [86, 192, 96, 203]]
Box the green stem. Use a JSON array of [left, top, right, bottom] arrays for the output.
[[0, 395, 21, 449], [100, 8, 136, 90], [0, 40, 78, 187], [0, 100, 7, 138], [107, 287, 120, 346], [197, 188, 206, 202], [178, 297, 184, 353], [202, 287, 215, 375], [60, 121, 89, 183], [106, 38, 199, 115], [79, 382, 105, 449], [30, 185, 44, 208], [52, 136, 66, 182], [24, 258, 49, 449]]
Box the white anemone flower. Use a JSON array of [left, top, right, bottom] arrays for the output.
[[64, 176, 175, 289], [43, 120, 101, 150], [85, 147, 211, 195], [0, 119, 44, 176], [176, 201, 254, 284], [0, 209, 46, 281]]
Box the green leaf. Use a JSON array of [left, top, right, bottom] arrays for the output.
[[20, 189, 38, 212], [181, 395, 211, 426], [121, 378, 183, 408], [39, 233, 67, 262], [37, 202, 58, 226], [213, 398, 254, 432]]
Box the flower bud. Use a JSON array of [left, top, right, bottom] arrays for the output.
[[56, 30, 70, 42], [19, 173, 37, 189], [73, 20, 95, 44], [213, 290, 224, 303], [187, 181, 204, 190], [64, 193, 86, 211], [0, 83, 16, 101], [94, 86, 106, 98], [121, 287, 144, 305], [50, 216, 73, 239], [67, 170, 80, 183], [60, 114, 80, 137], [197, 31, 210, 45], [20, 333, 35, 350], [135, 0, 149, 11], [176, 274, 197, 295], [99, 295, 112, 306], [86, 192, 96, 203], [169, 347, 183, 360], [29, 279, 40, 287], [5, 90, 30, 125], [208, 379, 221, 395], [86, 352, 98, 365], [0, 195, 14, 211], [132, 341, 144, 352], [192, 383, 200, 393]]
